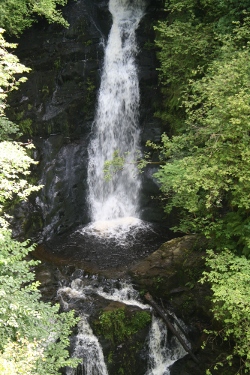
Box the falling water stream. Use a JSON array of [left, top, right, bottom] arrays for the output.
[[146, 315, 188, 375], [87, 0, 145, 228], [66, 316, 109, 375]]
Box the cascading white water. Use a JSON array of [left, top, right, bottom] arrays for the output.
[[66, 316, 109, 375], [59, 279, 190, 375], [146, 315, 189, 375], [95, 280, 149, 310], [87, 0, 145, 222]]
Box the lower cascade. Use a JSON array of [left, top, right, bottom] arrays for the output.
[[59, 278, 189, 375], [146, 316, 188, 375], [66, 316, 108, 375]]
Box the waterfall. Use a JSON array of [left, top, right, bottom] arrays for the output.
[[146, 315, 188, 375], [87, 0, 145, 222], [66, 316, 109, 375], [59, 278, 190, 375]]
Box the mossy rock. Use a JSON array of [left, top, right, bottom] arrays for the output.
[[93, 304, 151, 375], [130, 235, 211, 322]]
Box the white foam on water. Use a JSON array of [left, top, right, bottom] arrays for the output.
[[58, 280, 88, 300], [78, 217, 153, 244], [95, 280, 149, 310]]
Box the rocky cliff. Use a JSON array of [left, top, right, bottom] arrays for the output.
[[8, 0, 166, 241]]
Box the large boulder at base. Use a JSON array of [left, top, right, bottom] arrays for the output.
[[130, 235, 211, 323]]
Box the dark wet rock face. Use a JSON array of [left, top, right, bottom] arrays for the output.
[[34, 222, 170, 277], [130, 235, 211, 324], [8, 0, 111, 138], [35, 135, 90, 238]]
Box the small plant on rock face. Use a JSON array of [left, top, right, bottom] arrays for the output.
[[152, 276, 164, 291], [95, 308, 151, 344], [54, 57, 61, 70]]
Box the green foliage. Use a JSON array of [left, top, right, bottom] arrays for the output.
[[200, 250, 250, 373], [0, 29, 30, 140], [0, 141, 41, 226], [103, 150, 126, 181], [0, 0, 69, 36], [94, 308, 151, 375], [154, 0, 250, 132], [0, 29, 30, 104], [95, 308, 151, 344], [0, 229, 80, 374], [151, 6, 250, 372], [19, 118, 33, 135], [0, 30, 40, 225], [103, 150, 142, 181], [0, 337, 44, 375], [152, 19, 250, 256], [83, 77, 96, 114], [0, 27, 79, 375]]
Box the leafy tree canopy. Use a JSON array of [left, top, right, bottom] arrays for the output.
[[149, 3, 250, 372], [154, 0, 250, 132], [153, 17, 250, 256], [0, 29, 39, 223], [0, 229, 80, 374], [0, 28, 79, 374], [201, 250, 250, 374], [0, 0, 69, 35], [0, 28, 30, 139]]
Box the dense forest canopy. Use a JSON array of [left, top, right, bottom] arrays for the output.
[[155, 0, 250, 132], [151, 0, 250, 372]]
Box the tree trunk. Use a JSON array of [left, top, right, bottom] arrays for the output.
[[144, 292, 199, 364]]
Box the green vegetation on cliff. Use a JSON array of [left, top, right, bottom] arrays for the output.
[[0, 10, 79, 375], [151, 0, 250, 372], [154, 0, 250, 133], [0, 0, 69, 35], [95, 308, 151, 344], [0, 230, 80, 375], [94, 308, 151, 375]]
